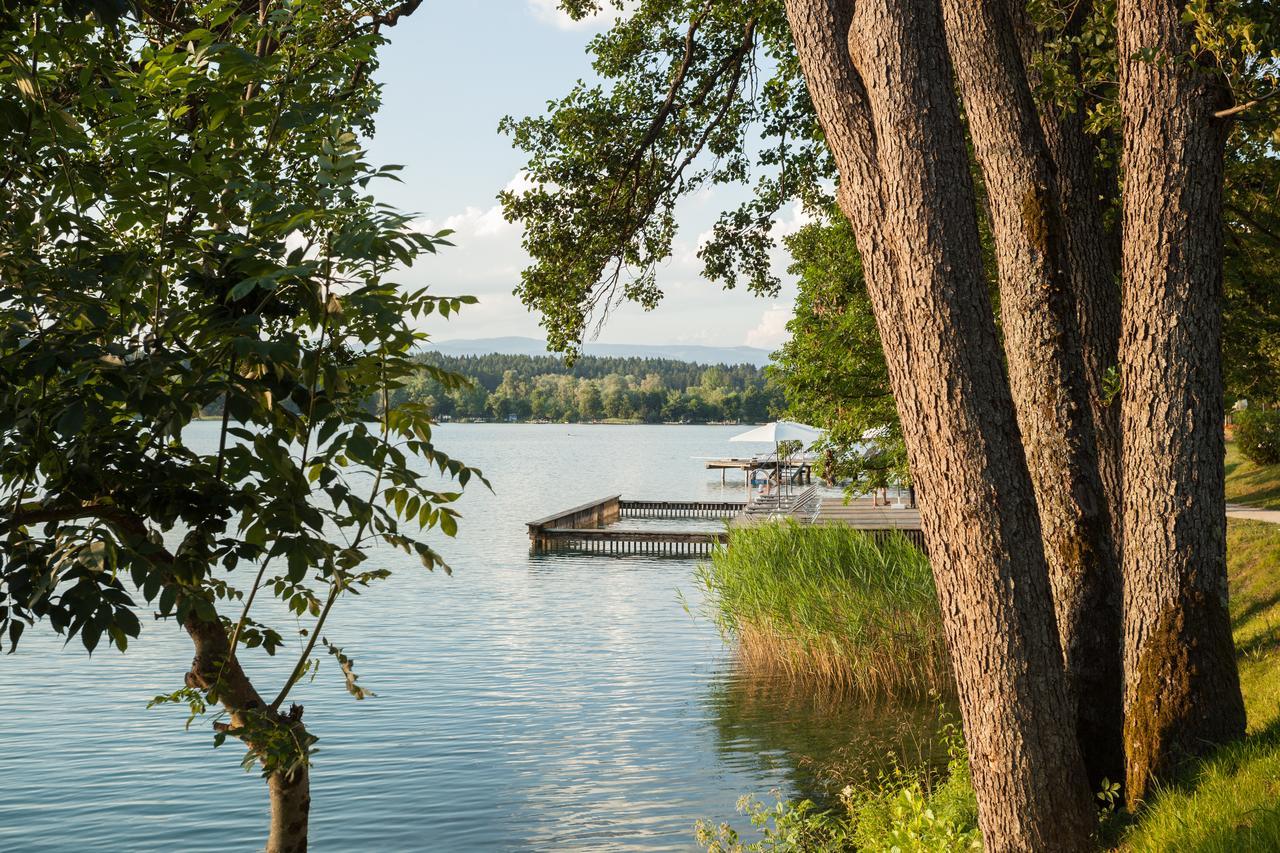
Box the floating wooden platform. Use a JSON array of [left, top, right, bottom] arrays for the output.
[[531, 527, 729, 556], [527, 496, 742, 556], [527, 493, 926, 556]]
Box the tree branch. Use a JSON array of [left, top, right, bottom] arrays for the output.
[[365, 0, 425, 29], [1215, 85, 1279, 119]]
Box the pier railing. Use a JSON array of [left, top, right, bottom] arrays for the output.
[[526, 495, 622, 533], [527, 494, 927, 556], [620, 499, 745, 518], [528, 495, 741, 555]]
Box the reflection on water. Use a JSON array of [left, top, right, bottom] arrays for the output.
[[0, 423, 944, 851], [704, 672, 954, 808]]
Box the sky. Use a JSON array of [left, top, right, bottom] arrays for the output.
[[364, 0, 800, 351]]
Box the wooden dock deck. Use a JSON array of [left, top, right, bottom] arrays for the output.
[[527, 496, 742, 556], [808, 496, 925, 551], [528, 493, 925, 556]]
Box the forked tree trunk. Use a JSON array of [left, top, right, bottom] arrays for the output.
[[784, 1, 1095, 848], [1116, 0, 1246, 808], [940, 0, 1124, 788], [186, 613, 312, 851]]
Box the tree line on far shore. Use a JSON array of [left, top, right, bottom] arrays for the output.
[[393, 352, 784, 423]]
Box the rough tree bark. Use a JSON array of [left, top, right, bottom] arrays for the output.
[[783, 0, 1096, 848], [940, 0, 1124, 788], [1010, 0, 1125, 543], [1116, 0, 1247, 808]]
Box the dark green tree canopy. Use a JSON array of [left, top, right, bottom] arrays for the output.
[[502, 0, 1277, 406], [771, 218, 908, 490], [499, 0, 833, 352]]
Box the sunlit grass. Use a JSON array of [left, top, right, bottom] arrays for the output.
[[1225, 441, 1280, 510], [697, 521, 950, 699], [1118, 520, 1280, 850]]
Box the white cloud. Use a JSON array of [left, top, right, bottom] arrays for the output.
[[527, 0, 618, 30], [745, 304, 792, 349], [402, 172, 802, 347], [420, 204, 512, 238], [773, 201, 817, 238], [503, 171, 539, 196]]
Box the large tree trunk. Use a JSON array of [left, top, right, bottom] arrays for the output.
[[940, 0, 1124, 788], [783, 1, 1095, 848], [1116, 0, 1246, 808]]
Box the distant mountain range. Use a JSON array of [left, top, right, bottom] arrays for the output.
[[426, 336, 774, 367]]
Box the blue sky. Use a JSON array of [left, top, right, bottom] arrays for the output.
[[364, 0, 799, 351]]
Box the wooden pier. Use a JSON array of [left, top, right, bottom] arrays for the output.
[[810, 497, 926, 552], [527, 492, 925, 556], [527, 496, 742, 556]]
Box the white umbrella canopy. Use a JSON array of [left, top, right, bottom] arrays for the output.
[[729, 419, 824, 445], [730, 420, 823, 501]]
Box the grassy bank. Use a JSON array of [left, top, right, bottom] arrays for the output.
[[1116, 519, 1280, 850], [1225, 440, 1280, 509], [700, 519, 1280, 851], [698, 522, 949, 699]]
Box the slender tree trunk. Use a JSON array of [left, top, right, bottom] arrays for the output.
[[1042, 106, 1124, 544], [186, 613, 312, 851], [1116, 0, 1246, 808], [1047, 105, 1124, 552], [939, 0, 1124, 789], [784, 1, 1095, 848], [268, 768, 311, 853]]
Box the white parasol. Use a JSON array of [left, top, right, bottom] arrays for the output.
[[729, 420, 824, 445], [729, 420, 824, 498]]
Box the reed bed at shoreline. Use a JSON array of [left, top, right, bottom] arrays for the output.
[[697, 521, 950, 699]]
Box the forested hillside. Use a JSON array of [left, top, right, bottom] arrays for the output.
[[393, 352, 784, 423]]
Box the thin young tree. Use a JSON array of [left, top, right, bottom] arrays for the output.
[[0, 2, 476, 850]]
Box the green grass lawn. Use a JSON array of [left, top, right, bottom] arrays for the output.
[[1118, 519, 1280, 851], [1224, 441, 1280, 510]]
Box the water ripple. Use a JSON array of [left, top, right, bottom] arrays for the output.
[[0, 424, 909, 851]]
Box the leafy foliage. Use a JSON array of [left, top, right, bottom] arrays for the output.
[[1223, 126, 1280, 404], [1235, 408, 1280, 466], [694, 720, 980, 852], [499, 0, 828, 352], [0, 0, 476, 780], [770, 218, 908, 493]]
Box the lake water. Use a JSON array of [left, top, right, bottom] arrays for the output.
[[0, 424, 929, 851]]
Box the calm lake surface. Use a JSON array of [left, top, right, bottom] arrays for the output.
[[0, 423, 923, 851]]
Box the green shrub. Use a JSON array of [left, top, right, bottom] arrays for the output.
[[697, 521, 949, 698], [1235, 407, 1280, 466], [694, 722, 981, 852]]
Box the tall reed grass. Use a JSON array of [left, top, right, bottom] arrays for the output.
[[697, 521, 950, 699]]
